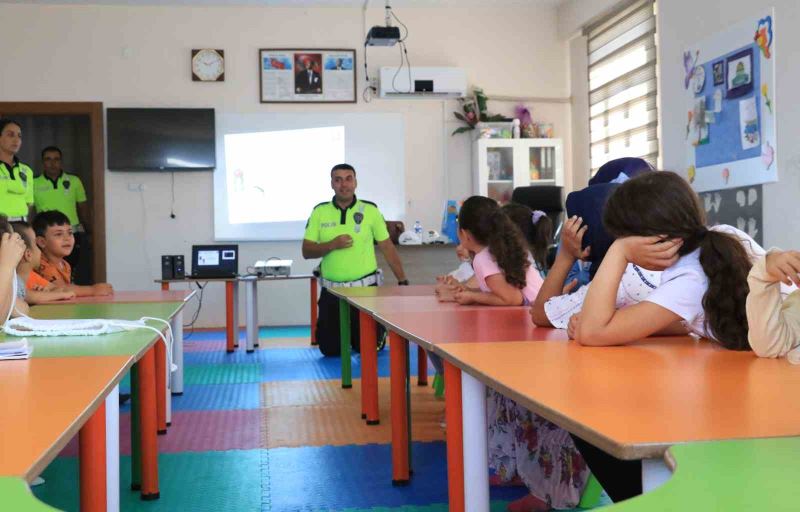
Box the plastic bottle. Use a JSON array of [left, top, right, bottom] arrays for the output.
[[413, 220, 423, 236], [512, 118, 521, 139]]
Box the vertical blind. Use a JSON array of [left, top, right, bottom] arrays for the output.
[[586, 0, 658, 174]]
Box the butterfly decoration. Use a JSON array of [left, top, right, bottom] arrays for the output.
[[754, 16, 773, 59], [762, 141, 775, 169], [683, 50, 700, 89]]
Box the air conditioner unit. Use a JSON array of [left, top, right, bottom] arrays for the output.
[[379, 67, 467, 99]]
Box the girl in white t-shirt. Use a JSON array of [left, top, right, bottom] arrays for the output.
[[576, 171, 759, 349]]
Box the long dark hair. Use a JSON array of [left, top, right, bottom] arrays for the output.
[[502, 203, 553, 271], [603, 171, 752, 350], [459, 196, 529, 288]]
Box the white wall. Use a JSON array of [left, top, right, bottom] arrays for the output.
[[657, 0, 799, 249], [0, 3, 570, 327]]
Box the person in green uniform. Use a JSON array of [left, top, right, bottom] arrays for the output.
[[302, 163, 408, 357], [33, 146, 91, 282], [0, 119, 35, 222]]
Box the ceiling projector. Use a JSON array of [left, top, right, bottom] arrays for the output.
[[366, 26, 401, 46]]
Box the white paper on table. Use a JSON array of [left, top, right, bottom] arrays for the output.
[[739, 96, 760, 150]]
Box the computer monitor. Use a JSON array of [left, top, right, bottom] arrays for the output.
[[191, 244, 238, 278]]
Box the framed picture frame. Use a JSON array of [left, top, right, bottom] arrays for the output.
[[259, 48, 357, 103], [712, 60, 725, 86], [725, 47, 754, 99]]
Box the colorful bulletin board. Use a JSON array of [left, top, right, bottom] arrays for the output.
[[682, 10, 776, 193]]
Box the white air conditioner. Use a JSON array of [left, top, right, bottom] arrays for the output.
[[379, 67, 467, 99]]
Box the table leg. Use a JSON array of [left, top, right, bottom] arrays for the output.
[[339, 299, 352, 389], [462, 373, 489, 512], [106, 385, 120, 512], [171, 310, 184, 395], [405, 341, 413, 474], [225, 281, 235, 353], [233, 281, 241, 348], [138, 348, 160, 500], [417, 345, 428, 386], [389, 331, 409, 485], [245, 279, 258, 353], [360, 311, 379, 425], [160, 282, 169, 291], [444, 361, 464, 512], [155, 341, 167, 435], [80, 400, 107, 512], [310, 278, 318, 345], [130, 366, 141, 491], [642, 458, 670, 492]]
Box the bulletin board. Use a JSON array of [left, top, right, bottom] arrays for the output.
[[699, 185, 763, 246], [682, 10, 776, 193]]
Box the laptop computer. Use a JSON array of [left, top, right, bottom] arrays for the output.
[[191, 244, 239, 278]]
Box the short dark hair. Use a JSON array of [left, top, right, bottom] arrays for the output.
[[32, 210, 71, 237], [0, 118, 21, 134], [41, 146, 62, 159], [0, 215, 11, 237], [330, 163, 356, 176], [10, 222, 33, 249]]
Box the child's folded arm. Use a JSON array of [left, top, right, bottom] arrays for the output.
[[746, 253, 800, 358]]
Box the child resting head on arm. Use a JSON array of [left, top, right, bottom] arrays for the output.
[[10, 222, 75, 304], [0, 216, 28, 320], [449, 196, 544, 306], [576, 171, 760, 349]]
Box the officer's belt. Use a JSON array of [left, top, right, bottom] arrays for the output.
[[320, 270, 383, 289]]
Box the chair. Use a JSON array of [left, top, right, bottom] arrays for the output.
[[511, 186, 564, 268]]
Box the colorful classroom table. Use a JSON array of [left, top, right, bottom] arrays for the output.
[[157, 274, 316, 352], [0, 477, 59, 511], [0, 355, 132, 512]]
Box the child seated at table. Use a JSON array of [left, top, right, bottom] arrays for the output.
[[0, 216, 27, 320], [746, 249, 800, 360], [10, 222, 75, 304], [32, 211, 113, 297]]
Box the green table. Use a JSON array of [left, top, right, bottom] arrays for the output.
[[605, 437, 800, 510], [0, 478, 60, 511]]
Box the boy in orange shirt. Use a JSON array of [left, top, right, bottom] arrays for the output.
[[10, 222, 75, 304], [32, 211, 113, 297]]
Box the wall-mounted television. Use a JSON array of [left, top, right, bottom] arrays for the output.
[[107, 108, 216, 171]]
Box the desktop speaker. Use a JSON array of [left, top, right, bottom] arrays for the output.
[[172, 255, 185, 279], [161, 255, 174, 280]]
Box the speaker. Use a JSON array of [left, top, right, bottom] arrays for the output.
[[172, 255, 185, 279], [161, 255, 174, 280]]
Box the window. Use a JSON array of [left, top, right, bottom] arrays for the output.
[[586, 0, 658, 174]]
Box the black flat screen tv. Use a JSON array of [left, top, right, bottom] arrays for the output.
[[107, 108, 216, 171]]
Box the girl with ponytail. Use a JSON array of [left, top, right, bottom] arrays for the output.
[[501, 203, 553, 274], [576, 170, 762, 350], [454, 196, 544, 306]]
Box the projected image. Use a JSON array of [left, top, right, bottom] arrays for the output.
[[224, 126, 345, 225]]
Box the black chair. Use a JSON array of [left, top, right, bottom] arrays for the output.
[[511, 186, 564, 269]]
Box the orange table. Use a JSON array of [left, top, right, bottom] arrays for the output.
[[0, 355, 133, 512], [436, 337, 800, 511]]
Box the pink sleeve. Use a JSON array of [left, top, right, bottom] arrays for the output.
[[472, 249, 502, 292]]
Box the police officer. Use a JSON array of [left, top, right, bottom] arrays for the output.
[[302, 163, 408, 357], [0, 119, 34, 222], [34, 146, 90, 282]]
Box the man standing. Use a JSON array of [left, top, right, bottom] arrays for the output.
[[0, 119, 35, 221], [303, 163, 408, 357], [33, 146, 90, 282]]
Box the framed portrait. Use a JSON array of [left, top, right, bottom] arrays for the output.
[[259, 48, 356, 103], [725, 48, 753, 99], [712, 60, 725, 86]]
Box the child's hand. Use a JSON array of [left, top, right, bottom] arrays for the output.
[[567, 313, 581, 339], [618, 236, 682, 270], [559, 216, 590, 262], [561, 278, 579, 295], [59, 291, 77, 301], [0, 232, 26, 270], [453, 289, 475, 305], [92, 283, 114, 296], [765, 250, 800, 286], [435, 283, 459, 302]]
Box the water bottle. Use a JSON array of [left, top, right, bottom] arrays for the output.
[[413, 220, 423, 236]]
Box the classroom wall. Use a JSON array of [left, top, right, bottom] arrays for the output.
[[657, 0, 799, 249], [0, 3, 570, 327]]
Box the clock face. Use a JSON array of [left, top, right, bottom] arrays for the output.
[[192, 49, 224, 81]]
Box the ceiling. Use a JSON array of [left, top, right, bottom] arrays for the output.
[[1, 0, 563, 7]]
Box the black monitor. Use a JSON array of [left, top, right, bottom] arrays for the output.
[[107, 108, 216, 171], [191, 244, 238, 278]]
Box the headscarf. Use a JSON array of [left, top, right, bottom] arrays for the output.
[[566, 157, 653, 278]]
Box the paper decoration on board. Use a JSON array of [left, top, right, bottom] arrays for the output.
[[762, 141, 775, 169], [702, 185, 763, 245], [761, 83, 773, 114], [712, 61, 725, 85], [683, 50, 700, 89], [688, 165, 696, 183], [726, 48, 754, 99], [690, 97, 710, 146], [713, 89, 723, 112], [736, 190, 747, 207], [722, 167, 730, 184], [739, 96, 760, 149], [703, 192, 722, 213], [749, 187, 758, 205], [754, 16, 773, 58], [692, 65, 706, 94]]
